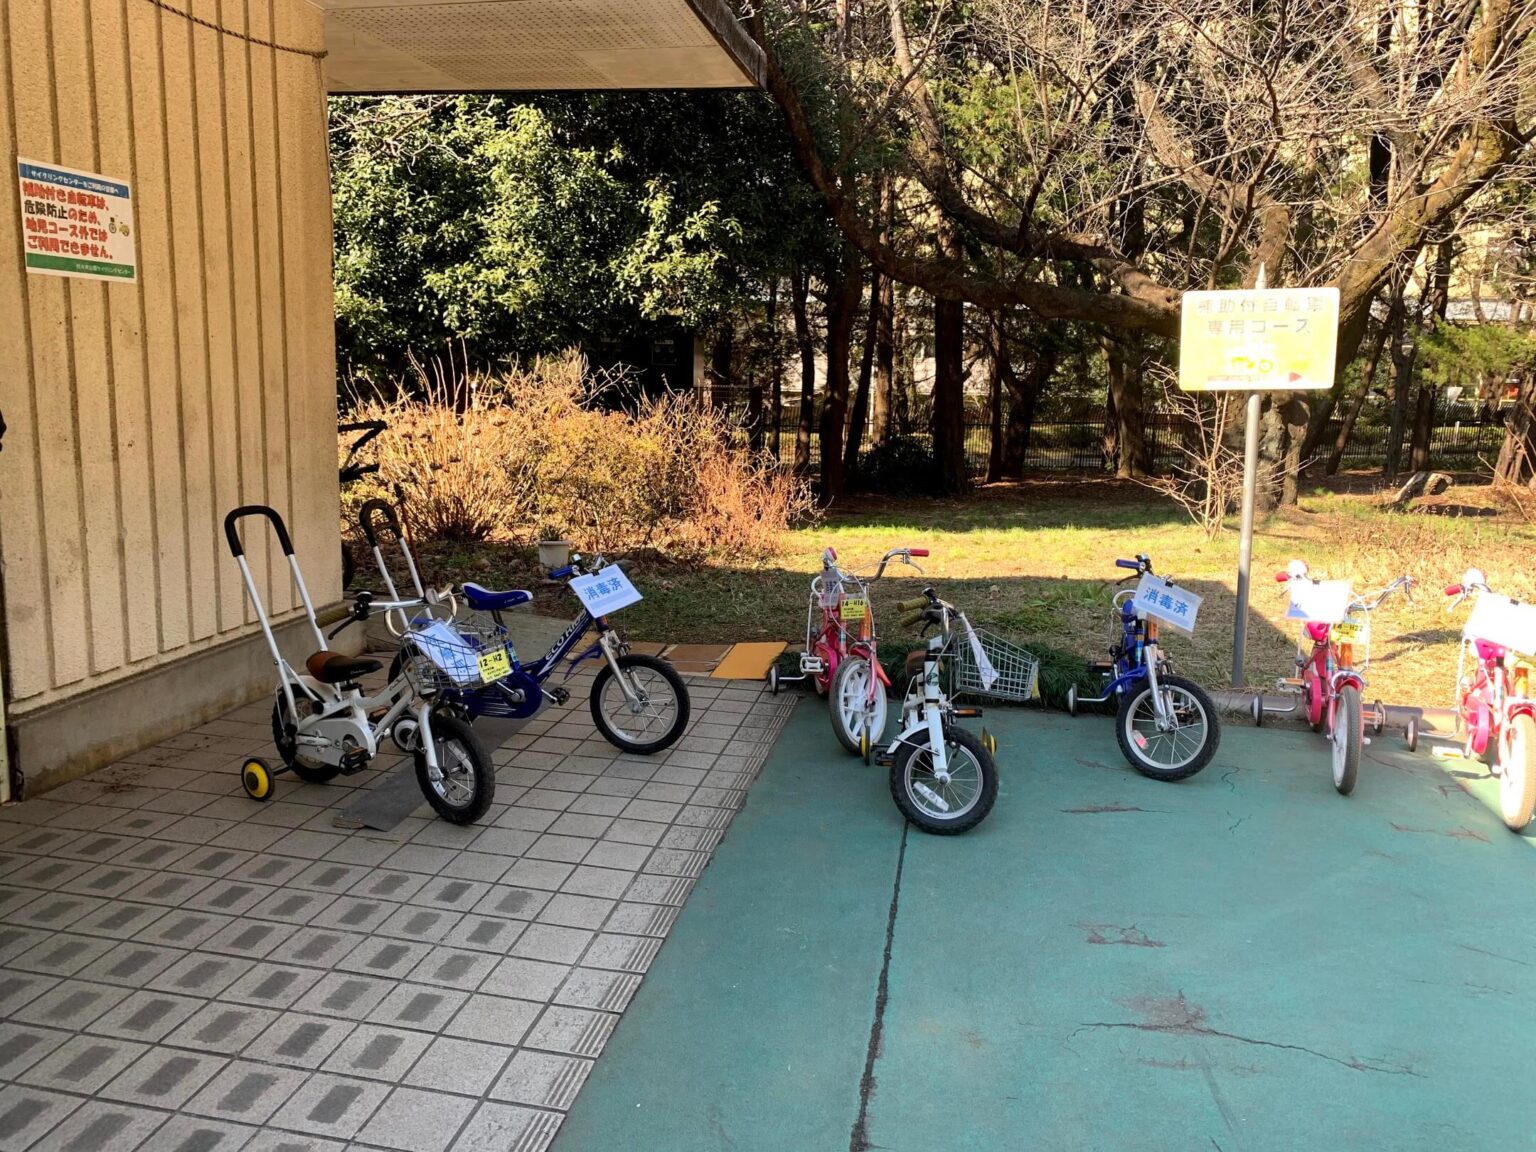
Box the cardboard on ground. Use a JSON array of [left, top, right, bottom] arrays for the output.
[[1179, 287, 1339, 392]]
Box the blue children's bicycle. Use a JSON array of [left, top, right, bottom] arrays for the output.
[[1065, 554, 1219, 780], [360, 500, 690, 755]]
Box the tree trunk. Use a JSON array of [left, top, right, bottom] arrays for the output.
[[709, 326, 732, 409], [1325, 323, 1390, 475], [1494, 375, 1536, 487], [845, 265, 880, 477], [932, 296, 968, 492], [1001, 341, 1046, 479], [1103, 334, 1149, 478], [767, 277, 782, 459], [985, 314, 1005, 483], [1383, 321, 1416, 479], [872, 270, 895, 444], [1408, 382, 1437, 473], [791, 267, 815, 474], [819, 249, 863, 502]]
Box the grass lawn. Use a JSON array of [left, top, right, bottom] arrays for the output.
[[406, 474, 1536, 709]]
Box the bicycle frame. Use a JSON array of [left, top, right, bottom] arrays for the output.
[[1073, 591, 1171, 724], [1449, 579, 1536, 756], [439, 566, 634, 721], [1256, 566, 1410, 729], [780, 547, 926, 690], [888, 607, 959, 778]]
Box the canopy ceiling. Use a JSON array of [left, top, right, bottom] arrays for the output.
[[317, 0, 765, 92]]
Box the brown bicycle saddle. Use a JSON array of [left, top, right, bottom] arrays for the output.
[[305, 651, 382, 684]]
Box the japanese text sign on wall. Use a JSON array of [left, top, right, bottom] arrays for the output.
[[1179, 287, 1338, 392], [569, 565, 642, 618], [17, 158, 136, 283], [1134, 575, 1201, 635]]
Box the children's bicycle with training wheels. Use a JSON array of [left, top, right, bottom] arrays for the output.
[[768, 546, 928, 758], [1444, 569, 1536, 830], [874, 586, 999, 834], [225, 506, 495, 825], [1065, 555, 1219, 781], [1254, 561, 1415, 795], [390, 548, 691, 756]]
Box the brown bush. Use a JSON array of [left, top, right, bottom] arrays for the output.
[[342, 353, 815, 563]]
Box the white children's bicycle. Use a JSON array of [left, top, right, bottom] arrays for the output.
[[877, 587, 1000, 835], [226, 506, 495, 825]]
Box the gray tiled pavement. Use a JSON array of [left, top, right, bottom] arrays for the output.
[[0, 664, 794, 1151]]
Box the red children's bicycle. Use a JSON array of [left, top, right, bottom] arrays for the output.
[[1253, 560, 1415, 795], [769, 547, 927, 758], [1444, 569, 1536, 831]]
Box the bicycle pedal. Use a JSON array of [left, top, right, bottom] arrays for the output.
[[875, 752, 895, 768], [338, 748, 370, 777], [547, 687, 571, 706]]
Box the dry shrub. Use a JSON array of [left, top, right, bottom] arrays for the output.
[[342, 352, 815, 562]]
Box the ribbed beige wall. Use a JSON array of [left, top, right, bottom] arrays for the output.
[[0, 0, 339, 716]]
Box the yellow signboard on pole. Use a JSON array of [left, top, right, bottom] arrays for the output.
[[1179, 287, 1339, 391]]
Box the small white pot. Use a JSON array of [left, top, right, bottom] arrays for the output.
[[538, 540, 572, 569]]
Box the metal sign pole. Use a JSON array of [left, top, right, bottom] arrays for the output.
[[1230, 264, 1266, 689], [1231, 389, 1262, 688]]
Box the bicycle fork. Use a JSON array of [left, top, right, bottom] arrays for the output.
[[1144, 644, 1171, 728]]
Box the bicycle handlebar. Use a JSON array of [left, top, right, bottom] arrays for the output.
[[896, 596, 929, 612], [900, 609, 927, 628]]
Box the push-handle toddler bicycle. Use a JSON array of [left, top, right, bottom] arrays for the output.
[[225, 506, 495, 824]]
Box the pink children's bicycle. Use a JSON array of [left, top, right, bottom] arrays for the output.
[[1444, 569, 1536, 831], [1253, 560, 1415, 795], [769, 547, 927, 759]]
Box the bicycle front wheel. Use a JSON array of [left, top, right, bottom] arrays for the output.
[[1115, 673, 1219, 781], [889, 725, 997, 835], [1331, 685, 1361, 796], [829, 656, 887, 755], [1498, 713, 1536, 832], [414, 712, 494, 825], [590, 655, 690, 754]]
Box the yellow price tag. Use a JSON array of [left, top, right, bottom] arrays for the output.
[[1333, 621, 1363, 643], [841, 596, 868, 622], [477, 648, 511, 683]]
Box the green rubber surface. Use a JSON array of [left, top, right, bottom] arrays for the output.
[[556, 702, 1536, 1151]]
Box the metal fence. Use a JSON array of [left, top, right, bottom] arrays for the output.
[[750, 393, 1506, 478]]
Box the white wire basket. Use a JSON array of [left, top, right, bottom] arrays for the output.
[[952, 626, 1041, 704], [405, 612, 516, 692]]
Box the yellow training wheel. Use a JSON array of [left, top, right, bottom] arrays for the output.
[[241, 758, 274, 801], [982, 728, 998, 756], [860, 730, 871, 765]]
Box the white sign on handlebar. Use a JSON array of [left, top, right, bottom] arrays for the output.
[[571, 565, 643, 618], [1285, 579, 1352, 624], [1134, 575, 1201, 634], [1465, 593, 1536, 656]]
